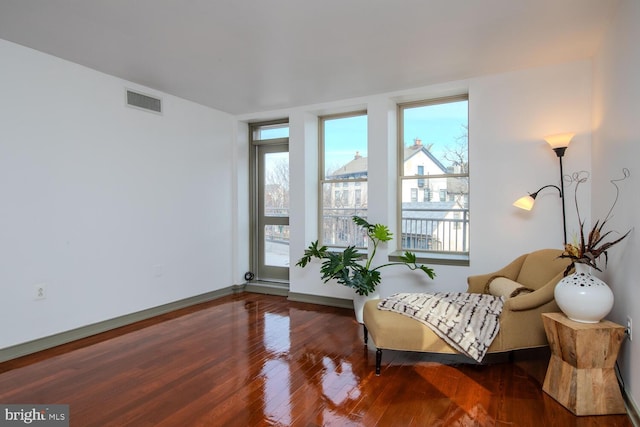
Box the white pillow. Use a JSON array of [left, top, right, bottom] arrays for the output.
[[485, 276, 534, 299]]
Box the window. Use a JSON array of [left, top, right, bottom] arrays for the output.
[[254, 122, 289, 140], [417, 165, 425, 188], [342, 190, 350, 206], [320, 111, 368, 248], [398, 95, 469, 257]]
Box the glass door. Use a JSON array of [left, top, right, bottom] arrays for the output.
[[256, 143, 290, 283]]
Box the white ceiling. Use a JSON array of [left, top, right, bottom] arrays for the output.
[[0, 0, 618, 115]]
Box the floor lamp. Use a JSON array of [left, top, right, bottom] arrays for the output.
[[513, 133, 574, 245]]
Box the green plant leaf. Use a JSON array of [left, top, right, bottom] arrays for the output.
[[350, 269, 381, 295], [319, 252, 344, 279], [319, 246, 362, 282], [399, 251, 417, 263], [352, 216, 374, 231], [397, 251, 436, 278], [363, 269, 381, 293], [419, 265, 437, 279], [371, 224, 393, 242], [295, 240, 327, 268]]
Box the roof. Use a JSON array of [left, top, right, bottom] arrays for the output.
[[328, 155, 368, 179], [328, 143, 448, 178], [403, 144, 448, 173]]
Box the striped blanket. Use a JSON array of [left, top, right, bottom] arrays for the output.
[[377, 292, 504, 362]]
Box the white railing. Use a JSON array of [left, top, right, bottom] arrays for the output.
[[321, 208, 469, 254], [401, 208, 469, 253], [322, 210, 368, 248]]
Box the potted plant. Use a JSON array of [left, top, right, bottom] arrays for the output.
[[554, 169, 632, 323], [296, 216, 436, 321]]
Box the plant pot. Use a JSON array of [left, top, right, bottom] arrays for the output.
[[554, 263, 614, 323], [353, 290, 380, 324]]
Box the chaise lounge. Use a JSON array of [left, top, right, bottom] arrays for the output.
[[362, 248, 571, 374]]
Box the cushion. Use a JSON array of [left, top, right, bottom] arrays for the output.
[[484, 276, 534, 299]]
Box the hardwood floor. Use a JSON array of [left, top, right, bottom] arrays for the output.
[[0, 292, 633, 426]]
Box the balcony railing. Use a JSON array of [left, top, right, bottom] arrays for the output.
[[322, 209, 368, 248], [401, 208, 469, 253], [321, 207, 469, 254]]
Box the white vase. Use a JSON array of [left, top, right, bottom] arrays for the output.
[[554, 263, 614, 323], [353, 290, 380, 324]]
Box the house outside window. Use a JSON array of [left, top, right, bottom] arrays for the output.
[[398, 95, 469, 258], [320, 111, 368, 248]]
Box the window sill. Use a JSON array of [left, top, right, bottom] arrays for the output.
[[388, 251, 469, 267]]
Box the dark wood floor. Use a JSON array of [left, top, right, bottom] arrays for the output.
[[0, 292, 633, 426]]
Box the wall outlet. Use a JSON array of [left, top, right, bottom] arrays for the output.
[[34, 283, 47, 300], [627, 316, 633, 341]]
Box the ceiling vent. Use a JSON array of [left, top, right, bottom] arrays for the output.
[[126, 89, 162, 114]]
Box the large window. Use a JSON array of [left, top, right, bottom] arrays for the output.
[[398, 96, 469, 257], [319, 112, 368, 248]]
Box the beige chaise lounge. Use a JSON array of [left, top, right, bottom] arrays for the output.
[[363, 248, 571, 374]]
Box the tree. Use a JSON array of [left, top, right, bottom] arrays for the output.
[[443, 124, 468, 174], [265, 157, 289, 214]]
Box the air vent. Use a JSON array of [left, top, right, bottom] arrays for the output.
[[126, 89, 162, 114]]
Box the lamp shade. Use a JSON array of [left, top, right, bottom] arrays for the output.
[[544, 132, 574, 149], [513, 195, 535, 211]]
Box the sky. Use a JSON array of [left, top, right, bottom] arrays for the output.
[[325, 100, 468, 170], [402, 100, 468, 164], [257, 99, 468, 171]]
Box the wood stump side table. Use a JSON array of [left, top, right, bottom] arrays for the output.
[[541, 312, 626, 416]]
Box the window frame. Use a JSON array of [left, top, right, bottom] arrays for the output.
[[396, 95, 469, 266], [248, 119, 291, 284], [318, 110, 368, 249]]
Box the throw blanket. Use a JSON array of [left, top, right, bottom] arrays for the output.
[[378, 292, 504, 362]]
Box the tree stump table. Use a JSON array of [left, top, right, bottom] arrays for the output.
[[541, 312, 626, 415]]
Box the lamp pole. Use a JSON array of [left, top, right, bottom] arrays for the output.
[[553, 147, 568, 246]]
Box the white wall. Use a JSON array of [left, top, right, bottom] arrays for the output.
[[469, 61, 592, 262], [0, 39, 235, 349], [239, 60, 593, 300], [592, 0, 640, 410]]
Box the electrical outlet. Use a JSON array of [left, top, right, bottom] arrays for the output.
[[627, 316, 633, 341], [34, 283, 47, 300]]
